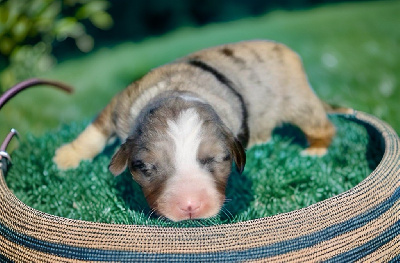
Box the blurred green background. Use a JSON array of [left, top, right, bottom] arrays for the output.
[[1, 0, 399, 144]]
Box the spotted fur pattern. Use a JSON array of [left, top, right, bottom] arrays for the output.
[[54, 40, 338, 221]]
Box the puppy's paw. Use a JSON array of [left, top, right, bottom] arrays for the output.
[[301, 147, 327, 157], [53, 143, 84, 170]]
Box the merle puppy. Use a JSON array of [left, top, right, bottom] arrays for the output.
[[54, 40, 339, 221]]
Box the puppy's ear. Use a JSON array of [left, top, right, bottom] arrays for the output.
[[109, 143, 129, 176], [231, 137, 246, 174], [221, 126, 246, 174]]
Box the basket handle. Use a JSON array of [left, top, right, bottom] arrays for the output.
[[0, 78, 73, 110], [0, 78, 73, 173]]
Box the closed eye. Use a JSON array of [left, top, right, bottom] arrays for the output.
[[132, 160, 146, 170], [131, 160, 156, 177], [222, 153, 231, 162], [199, 157, 215, 166], [199, 153, 230, 166]]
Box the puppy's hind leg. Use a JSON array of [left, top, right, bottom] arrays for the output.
[[53, 98, 117, 170], [291, 106, 336, 156], [301, 119, 335, 156]]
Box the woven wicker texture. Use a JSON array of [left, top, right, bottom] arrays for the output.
[[0, 111, 399, 262]]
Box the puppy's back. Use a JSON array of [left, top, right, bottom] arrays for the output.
[[178, 40, 326, 146]]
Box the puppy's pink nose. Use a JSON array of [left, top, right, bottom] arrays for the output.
[[178, 199, 201, 218]]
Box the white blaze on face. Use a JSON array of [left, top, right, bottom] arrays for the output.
[[162, 108, 222, 221], [167, 108, 203, 173]]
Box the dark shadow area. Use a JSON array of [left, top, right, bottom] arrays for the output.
[[82, 0, 378, 46], [272, 123, 309, 148], [271, 117, 384, 172], [52, 0, 379, 60], [0, 158, 10, 177], [222, 168, 254, 221], [114, 171, 152, 214], [98, 138, 122, 160], [94, 139, 153, 215], [347, 116, 385, 171]]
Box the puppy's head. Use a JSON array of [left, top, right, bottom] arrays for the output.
[[109, 93, 245, 221]]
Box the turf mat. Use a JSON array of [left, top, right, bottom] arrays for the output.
[[5, 114, 383, 227]]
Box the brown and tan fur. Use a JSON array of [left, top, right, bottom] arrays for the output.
[[53, 40, 347, 221]]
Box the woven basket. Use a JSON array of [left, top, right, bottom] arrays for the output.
[[0, 111, 399, 262]]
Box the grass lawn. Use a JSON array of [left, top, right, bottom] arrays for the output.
[[1, 0, 399, 225]]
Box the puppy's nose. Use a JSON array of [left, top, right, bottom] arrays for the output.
[[178, 199, 201, 218]]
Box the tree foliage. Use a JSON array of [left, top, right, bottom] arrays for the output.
[[0, 0, 113, 90]]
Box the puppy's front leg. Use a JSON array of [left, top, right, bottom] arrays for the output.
[[53, 124, 109, 169], [53, 96, 119, 170]]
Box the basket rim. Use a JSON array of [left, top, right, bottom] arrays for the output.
[[0, 110, 399, 257]]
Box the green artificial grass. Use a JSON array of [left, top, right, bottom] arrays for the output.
[[5, 115, 383, 227]]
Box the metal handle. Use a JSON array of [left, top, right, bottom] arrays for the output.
[[0, 78, 73, 173]]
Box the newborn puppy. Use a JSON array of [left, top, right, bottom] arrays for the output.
[[54, 40, 337, 221]]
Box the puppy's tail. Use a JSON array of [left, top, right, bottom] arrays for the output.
[[321, 101, 355, 115]]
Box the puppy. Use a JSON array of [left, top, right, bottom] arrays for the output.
[[54, 40, 337, 222]]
